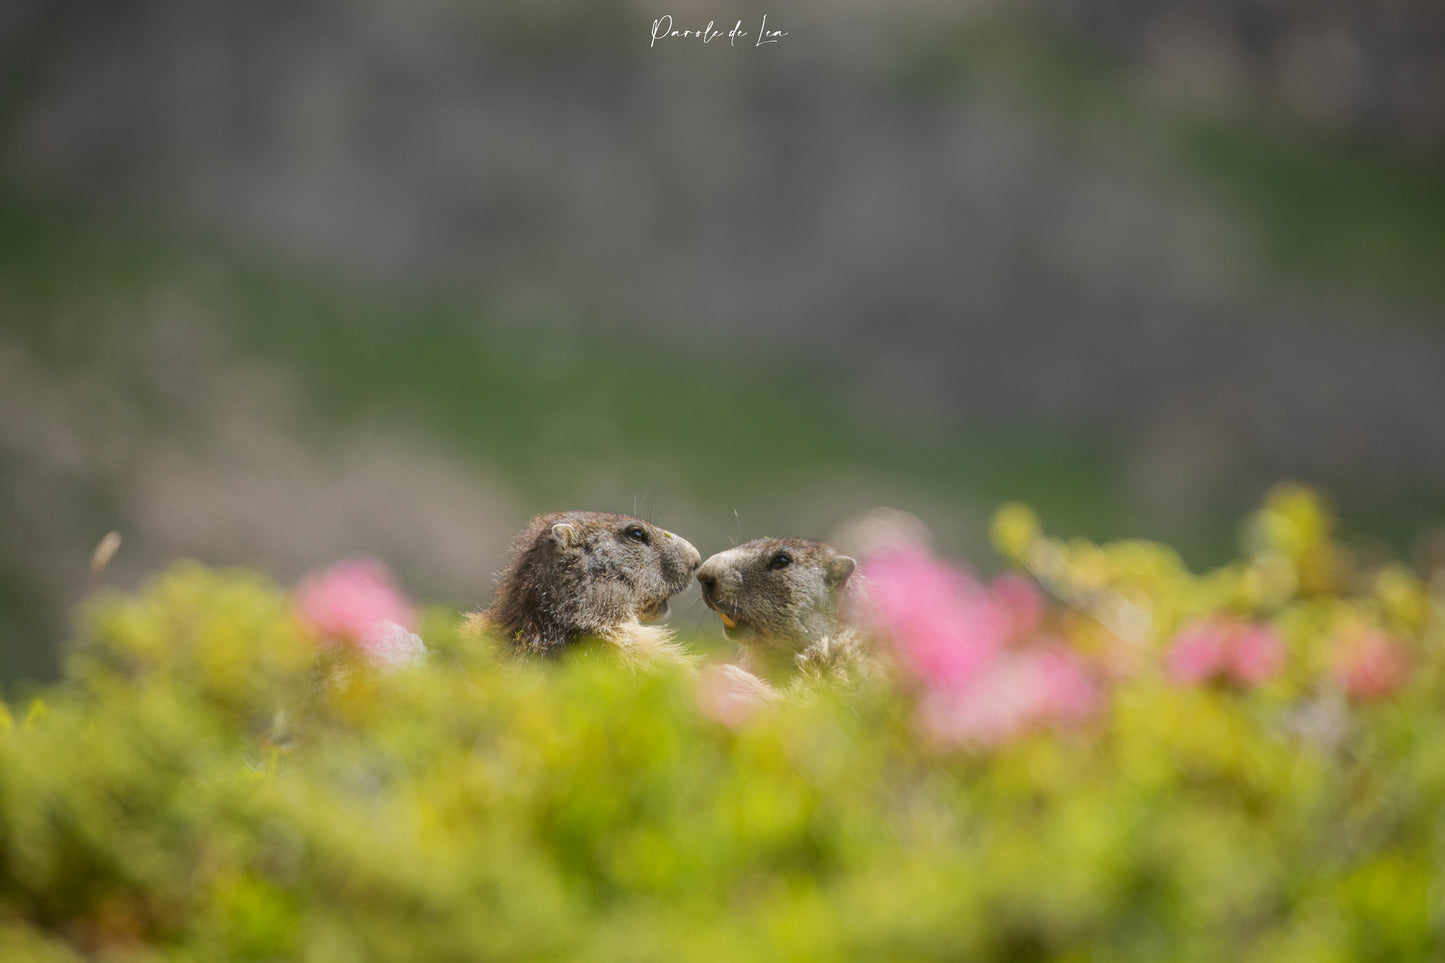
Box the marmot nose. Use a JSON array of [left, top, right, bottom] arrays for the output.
[[697, 571, 716, 593]]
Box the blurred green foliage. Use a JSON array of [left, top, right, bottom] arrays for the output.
[[0, 187, 1141, 539], [2, 490, 1442, 960]]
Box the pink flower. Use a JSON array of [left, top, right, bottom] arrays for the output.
[[1333, 631, 1410, 701], [918, 682, 1027, 748], [859, 544, 1097, 748], [917, 646, 1099, 748], [859, 547, 1009, 692], [1165, 619, 1231, 684], [295, 558, 418, 666], [989, 573, 1044, 642], [1228, 624, 1286, 684], [1166, 618, 1285, 687], [1026, 644, 1101, 724]]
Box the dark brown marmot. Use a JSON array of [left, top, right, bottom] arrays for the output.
[[696, 538, 879, 695], [466, 511, 702, 667]]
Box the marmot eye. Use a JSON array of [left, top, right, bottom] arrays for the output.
[[624, 526, 649, 544], [768, 553, 792, 570]]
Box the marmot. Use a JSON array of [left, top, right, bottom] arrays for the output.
[[696, 538, 879, 694], [466, 511, 702, 667]]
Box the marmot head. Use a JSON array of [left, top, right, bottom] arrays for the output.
[[486, 511, 702, 654], [696, 538, 857, 656]]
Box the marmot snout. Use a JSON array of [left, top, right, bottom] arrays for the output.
[[697, 538, 866, 683], [475, 511, 702, 657]]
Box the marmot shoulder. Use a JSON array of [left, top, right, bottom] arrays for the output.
[[466, 511, 702, 667]]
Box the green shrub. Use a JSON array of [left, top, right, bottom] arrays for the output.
[[1, 489, 1442, 960]]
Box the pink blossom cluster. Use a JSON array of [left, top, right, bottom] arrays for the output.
[[294, 558, 426, 669], [1165, 617, 1286, 687], [858, 546, 1098, 748], [1331, 630, 1411, 701], [1164, 616, 1412, 701]]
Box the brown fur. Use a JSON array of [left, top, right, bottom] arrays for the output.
[[466, 511, 701, 663], [696, 537, 880, 693]]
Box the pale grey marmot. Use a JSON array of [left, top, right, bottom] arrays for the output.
[[696, 537, 881, 698], [466, 511, 702, 668]]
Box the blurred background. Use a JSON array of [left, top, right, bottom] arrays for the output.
[[2, 0, 1443, 686]]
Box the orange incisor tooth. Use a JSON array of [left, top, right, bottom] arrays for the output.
[[720, 612, 737, 629]]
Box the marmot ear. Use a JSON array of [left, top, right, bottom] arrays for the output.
[[551, 522, 580, 548], [826, 555, 857, 589]]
